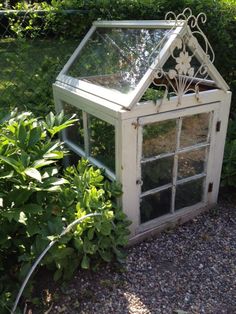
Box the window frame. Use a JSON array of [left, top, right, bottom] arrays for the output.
[[58, 100, 117, 180], [137, 102, 220, 231]]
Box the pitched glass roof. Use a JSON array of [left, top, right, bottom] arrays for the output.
[[57, 21, 182, 108], [67, 27, 170, 93]]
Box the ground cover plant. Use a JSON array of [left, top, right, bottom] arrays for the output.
[[0, 110, 130, 313]]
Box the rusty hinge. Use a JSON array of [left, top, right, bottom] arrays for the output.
[[208, 182, 213, 193], [216, 121, 221, 132], [132, 120, 139, 129], [136, 179, 143, 185]]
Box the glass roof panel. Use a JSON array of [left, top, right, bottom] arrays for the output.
[[66, 27, 171, 95]]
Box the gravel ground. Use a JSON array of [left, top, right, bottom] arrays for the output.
[[47, 204, 236, 314]]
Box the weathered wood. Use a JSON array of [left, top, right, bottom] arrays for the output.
[[128, 204, 214, 246]]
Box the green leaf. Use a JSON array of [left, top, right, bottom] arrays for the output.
[[87, 228, 94, 240], [23, 203, 43, 214], [7, 188, 33, 206], [74, 237, 83, 251], [44, 185, 62, 192], [27, 221, 41, 236], [0, 155, 20, 171], [24, 167, 42, 182], [53, 268, 62, 281], [28, 127, 41, 146], [99, 249, 112, 262], [83, 238, 97, 254], [20, 151, 30, 168], [18, 211, 27, 225], [43, 151, 64, 159], [0, 170, 14, 179], [43, 177, 68, 186], [46, 112, 55, 128], [81, 255, 90, 269], [100, 221, 112, 236], [17, 123, 27, 147], [33, 159, 55, 169], [1, 210, 27, 225]]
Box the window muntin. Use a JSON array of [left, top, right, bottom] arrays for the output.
[[142, 119, 177, 157], [63, 103, 84, 149], [141, 156, 174, 192], [66, 27, 170, 95], [88, 114, 115, 172], [180, 112, 210, 148], [175, 178, 203, 210], [140, 112, 212, 223], [62, 103, 115, 175], [177, 148, 206, 180], [140, 188, 171, 223]]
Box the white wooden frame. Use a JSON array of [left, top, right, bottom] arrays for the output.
[[53, 16, 232, 242], [53, 86, 118, 180], [136, 103, 218, 231], [125, 93, 230, 240]]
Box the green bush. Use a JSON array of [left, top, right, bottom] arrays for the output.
[[221, 119, 236, 188], [0, 110, 130, 313]]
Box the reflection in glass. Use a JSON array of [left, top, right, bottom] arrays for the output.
[[180, 113, 210, 148], [175, 178, 203, 210], [67, 28, 170, 94], [88, 115, 115, 172], [142, 119, 177, 158], [140, 188, 171, 223], [141, 157, 173, 192], [178, 148, 206, 180], [63, 103, 84, 149]]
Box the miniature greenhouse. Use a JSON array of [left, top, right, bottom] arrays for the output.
[[53, 8, 231, 242]]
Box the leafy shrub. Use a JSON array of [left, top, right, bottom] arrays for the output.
[[0, 110, 130, 313], [221, 119, 236, 188]]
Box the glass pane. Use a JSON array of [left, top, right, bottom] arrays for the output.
[[180, 113, 210, 148], [63, 103, 84, 149], [142, 119, 177, 158], [88, 115, 115, 172], [175, 178, 203, 210], [67, 27, 170, 94], [140, 188, 171, 223], [142, 157, 173, 192], [178, 148, 206, 180]]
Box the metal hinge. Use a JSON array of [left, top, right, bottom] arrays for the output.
[[136, 179, 143, 185], [216, 121, 221, 132], [132, 121, 140, 129], [208, 182, 213, 193]]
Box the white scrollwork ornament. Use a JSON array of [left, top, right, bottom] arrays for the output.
[[152, 8, 215, 106]]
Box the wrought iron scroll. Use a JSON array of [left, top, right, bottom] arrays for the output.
[[151, 8, 215, 107]]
